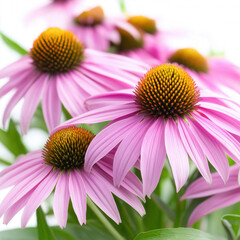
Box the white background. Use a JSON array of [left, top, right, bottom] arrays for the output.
[[0, 0, 240, 230]]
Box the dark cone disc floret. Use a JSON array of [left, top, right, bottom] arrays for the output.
[[135, 64, 200, 118], [74, 6, 104, 26], [128, 15, 157, 34], [42, 127, 95, 170], [168, 48, 209, 73], [30, 28, 84, 73]]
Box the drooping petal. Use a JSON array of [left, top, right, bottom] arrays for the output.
[[85, 91, 134, 110], [141, 118, 166, 197], [165, 118, 189, 192], [42, 76, 61, 132], [85, 114, 140, 172], [69, 170, 86, 225], [3, 188, 35, 224], [199, 107, 240, 136], [0, 165, 52, 217], [0, 56, 32, 78], [192, 113, 240, 164], [71, 70, 107, 96], [187, 116, 229, 182], [113, 118, 152, 187], [97, 157, 144, 199], [53, 103, 138, 134], [3, 71, 38, 128], [21, 170, 59, 228], [178, 118, 212, 184], [182, 165, 239, 200], [0, 150, 42, 178], [82, 171, 121, 223], [93, 166, 145, 216], [188, 189, 240, 226], [20, 73, 48, 134], [0, 69, 33, 98], [53, 172, 70, 228], [56, 73, 87, 116]]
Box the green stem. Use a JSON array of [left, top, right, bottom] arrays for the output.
[[87, 198, 125, 240], [119, 0, 126, 13]]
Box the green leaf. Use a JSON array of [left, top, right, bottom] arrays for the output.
[[221, 214, 240, 240], [151, 193, 176, 222], [134, 228, 222, 240], [0, 158, 11, 165], [0, 228, 37, 240], [0, 119, 27, 157], [0, 224, 114, 240], [36, 207, 56, 240], [0, 32, 28, 55]]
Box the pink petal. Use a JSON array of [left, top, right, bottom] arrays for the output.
[[182, 165, 239, 200], [0, 69, 33, 98], [3, 71, 38, 128], [85, 114, 140, 172], [82, 171, 121, 223], [178, 118, 212, 184], [165, 118, 189, 192], [0, 56, 32, 78], [113, 118, 152, 187], [188, 189, 240, 226], [3, 188, 35, 224], [0, 150, 42, 178], [71, 71, 107, 95], [42, 76, 61, 132], [20, 74, 48, 134], [93, 166, 145, 216], [81, 63, 137, 87], [0, 163, 42, 189], [85, 91, 134, 110], [199, 107, 240, 136], [192, 113, 240, 164], [97, 158, 144, 199], [0, 164, 52, 217], [53, 172, 70, 228], [56, 73, 87, 117], [21, 170, 59, 228], [188, 116, 229, 182], [69, 170, 86, 225], [53, 103, 138, 134], [141, 119, 166, 197]]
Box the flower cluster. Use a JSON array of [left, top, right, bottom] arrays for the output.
[[1, 0, 240, 238]]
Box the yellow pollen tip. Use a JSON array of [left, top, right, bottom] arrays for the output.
[[135, 64, 200, 118], [128, 15, 157, 34], [30, 28, 84, 73], [168, 48, 209, 73], [42, 127, 95, 170], [74, 6, 104, 26]]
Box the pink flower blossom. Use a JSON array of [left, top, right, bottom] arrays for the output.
[[182, 165, 240, 226], [26, 0, 82, 27], [148, 46, 240, 95], [67, 6, 141, 51], [55, 64, 240, 196], [0, 27, 148, 134], [0, 127, 145, 228]]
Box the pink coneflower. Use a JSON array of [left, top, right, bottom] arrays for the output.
[[182, 165, 240, 226], [112, 15, 172, 66], [55, 64, 240, 197], [0, 27, 148, 134], [0, 127, 145, 228], [151, 47, 240, 94], [26, 0, 81, 27], [67, 6, 141, 51]]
